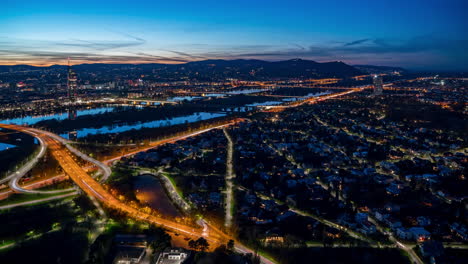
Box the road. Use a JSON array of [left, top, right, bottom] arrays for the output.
[[0, 191, 78, 210], [0, 174, 69, 199], [0, 123, 111, 194], [368, 217, 423, 264], [31, 128, 112, 181], [223, 128, 235, 228], [0, 125, 47, 185]]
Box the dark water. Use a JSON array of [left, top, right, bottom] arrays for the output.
[[0, 142, 16, 152], [0, 107, 116, 125], [59, 111, 226, 139], [133, 174, 181, 218]]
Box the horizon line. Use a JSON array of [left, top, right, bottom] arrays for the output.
[[0, 58, 376, 68]]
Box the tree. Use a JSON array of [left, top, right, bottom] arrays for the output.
[[196, 237, 209, 252], [227, 239, 235, 251], [188, 239, 198, 250], [188, 237, 210, 252]]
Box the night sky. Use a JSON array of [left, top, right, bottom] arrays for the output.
[[1, 0, 467, 70]]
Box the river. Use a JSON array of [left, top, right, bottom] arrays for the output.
[[0, 107, 116, 126], [59, 111, 226, 139]]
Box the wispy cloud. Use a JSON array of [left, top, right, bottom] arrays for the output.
[[132, 52, 190, 63], [0, 44, 188, 65], [191, 36, 468, 69], [344, 38, 370, 46], [53, 32, 146, 51], [163, 50, 207, 60], [54, 40, 145, 51], [107, 30, 146, 42], [0, 34, 466, 70]]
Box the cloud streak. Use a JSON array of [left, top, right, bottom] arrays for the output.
[[54, 32, 146, 51], [344, 39, 370, 46], [0, 34, 466, 70], [192, 36, 467, 70], [54, 39, 145, 51]]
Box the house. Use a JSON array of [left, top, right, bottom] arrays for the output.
[[384, 217, 402, 230], [262, 228, 285, 245], [188, 193, 205, 208], [286, 194, 297, 207], [359, 221, 377, 235], [276, 211, 295, 222], [286, 179, 297, 188], [417, 216, 431, 227], [380, 161, 399, 173], [396, 227, 412, 240], [113, 247, 146, 264], [244, 194, 257, 205], [260, 200, 277, 212], [409, 227, 431, 242], [260, 172, 271, 180], [253, 181, 266, 191], [255, 210, 274, 225], [420, 241, 444, 258], [355, 213, 368, 224], [373, 210, 388, 221], [113, 234, 149, 264], [374, 174, 393, 184], [114, 234, 148, 247], [384, 203, 401, 213], [386, 184, 401, 196], [363, 168, 376, 175], [208, 192, 222, 206], [145, 152, 160, 163], [160, 157, 173, 166], [298, 177, 316, 186], [324, 227, 342, 239], [156, 248, 190, 264], [449, 223, 468, 241]]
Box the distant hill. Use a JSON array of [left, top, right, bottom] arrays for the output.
[[354, 65, 407, 75], [0, 59, 364, 79], [181, 59, 363, 78]]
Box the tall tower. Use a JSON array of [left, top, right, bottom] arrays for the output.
[[373, 75, 383, 95], [67, 58, 78, 101]]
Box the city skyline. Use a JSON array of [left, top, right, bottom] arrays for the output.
[[1, 0, 467, 71]]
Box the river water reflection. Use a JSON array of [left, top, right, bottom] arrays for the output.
[[0, 107, 115, 125], [59, 111, 226, 139], [133, 174, 181, 218]]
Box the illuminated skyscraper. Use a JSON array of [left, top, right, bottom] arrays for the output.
[[67, 58, 78, 101], [373, 75, 383, 95]]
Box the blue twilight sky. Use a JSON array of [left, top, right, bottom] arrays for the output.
[[1, 0, 467, 70]]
